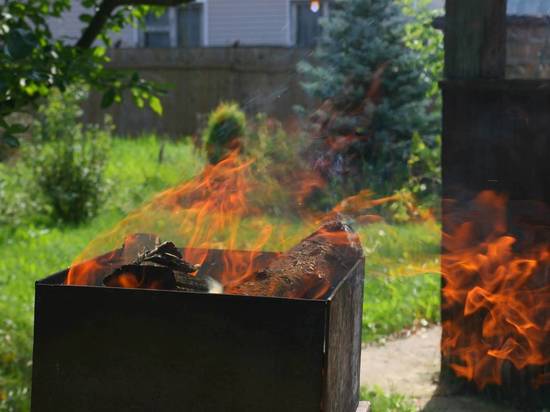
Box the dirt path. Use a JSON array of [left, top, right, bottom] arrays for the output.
[[359, 326, 519, 411]]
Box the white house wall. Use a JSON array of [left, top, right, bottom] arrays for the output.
[[207, 0, 290, 46], [45, 0, 448, 49]]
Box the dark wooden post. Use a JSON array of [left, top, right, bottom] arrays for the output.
[[441, 0, 550, 408], [444, 0, 507, 79]]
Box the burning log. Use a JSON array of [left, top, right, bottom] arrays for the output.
[[225, 220, 363, 299], [136, 241, 201, 274], [104, 239, 211, 292]]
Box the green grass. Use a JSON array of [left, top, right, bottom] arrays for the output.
[[0, 136, 441, 411], [358, 222, 441, 343], [361, 386, 417, 412], [0, 215, 121, 410], [104, 135, 204, 214]]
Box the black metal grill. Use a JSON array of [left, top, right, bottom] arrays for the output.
[[31, 248, 364, 412]]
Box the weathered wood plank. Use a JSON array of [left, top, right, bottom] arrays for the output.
[[323, 259, 365, 412], [445, 0, 507, 79], [225, 221, 363, 299]]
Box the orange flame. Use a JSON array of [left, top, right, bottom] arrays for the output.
[[68, 151, 276, 286], [66, 132, 407, 299], [67, 148, 390, 292], [442, 191, 550, 389]]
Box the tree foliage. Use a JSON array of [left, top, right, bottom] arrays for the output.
[[0, 0, 190, 148], [298, 0, 442, 198]]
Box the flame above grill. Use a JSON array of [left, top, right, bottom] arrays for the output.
[[66, 148, 394, 296]]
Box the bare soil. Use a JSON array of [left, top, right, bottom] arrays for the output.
[[360, 326, 520, 411]]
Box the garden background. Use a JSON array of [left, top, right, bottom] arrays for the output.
[[1, 0, 443, 410]]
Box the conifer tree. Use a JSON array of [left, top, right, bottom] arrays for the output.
[[299, 0, 435, 195]]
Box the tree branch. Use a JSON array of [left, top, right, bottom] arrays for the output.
[[76, 0, 193, 49]]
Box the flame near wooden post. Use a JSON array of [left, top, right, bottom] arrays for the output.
[[441, 1, 550, 406]]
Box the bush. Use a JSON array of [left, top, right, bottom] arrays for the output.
[[406, 133, 440, 203], [23, 87, 112, 224], [246, 114, 309, 215], [0, 164, 43, 229], [200, 108, 312, 215], [400, 0, 443, 215], [378, 133, 441, 223], [203, 102, 247, 164]]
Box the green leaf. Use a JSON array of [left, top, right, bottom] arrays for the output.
[[79, 14, 93, 23], [2, 133, 20, 148], [5, 29, 37, 60], [93, 46, 106, 58], [8, 124, 28, 134], [133, 95, 145, 109], [149, 96, 163, 116], [101, 88, 116, 108]]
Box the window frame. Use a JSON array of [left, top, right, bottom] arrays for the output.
[[290, 0, 329, 48], [177, 2, 205, 48], [138, 8, 177, 48], [137, 1, 207, 48]]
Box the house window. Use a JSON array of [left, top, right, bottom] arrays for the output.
[[291, 1, 326, 48], [178, 3, 203, 47], [140, 4, 203, 48], [141, 10, 175, 48]]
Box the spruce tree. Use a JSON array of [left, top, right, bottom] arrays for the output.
[[299, 0, 434, 196]]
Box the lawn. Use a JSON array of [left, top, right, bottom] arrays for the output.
[[361, 386, 417, 412], [358, 221, 440, 343], [0, 136, 440, 411]]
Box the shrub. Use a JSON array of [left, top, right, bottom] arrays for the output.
[[24, 87, 112, 224], [406, 133, 440, 204], [377, 133, 441, 223], [400, 0, 443, 214], [246, 114, 309, 215], [401, 0, 444, 104], [203, 102, 247, 164], [0, 163, 43, 229]]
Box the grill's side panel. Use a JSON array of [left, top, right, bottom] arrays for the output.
[[323, 258, 365, 412], [31, 280, 327, 412]]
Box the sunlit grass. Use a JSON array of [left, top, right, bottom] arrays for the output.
[[358, 222, 441, 343], [104, 135, 204, 214], [361, 385, 417, 412]]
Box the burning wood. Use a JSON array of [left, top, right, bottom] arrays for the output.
[[225, 220, 363, 299], [135, 241, 200, 274], [101, 220, 363, 300], [104, 239, 213, 292]]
